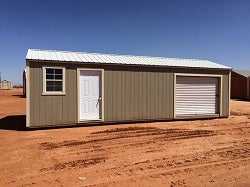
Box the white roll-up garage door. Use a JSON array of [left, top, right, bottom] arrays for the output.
[[175, 76, 220, 117]]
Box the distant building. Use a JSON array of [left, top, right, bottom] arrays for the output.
[[0, 80, 13, 90], [231, 70, 250, 100]]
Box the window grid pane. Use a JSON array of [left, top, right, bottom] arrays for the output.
[[46, 80, 63, 92], [45, 68, 64, 92], [55, 69, 62, 74], [46, 68, 54, 74]]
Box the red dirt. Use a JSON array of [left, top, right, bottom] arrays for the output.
[[0, 89, 250, 186], [0, 88, 25, 118]]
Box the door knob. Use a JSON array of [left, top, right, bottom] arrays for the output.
[[96, 97, 102, 107]]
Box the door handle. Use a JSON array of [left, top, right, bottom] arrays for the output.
[[98, 97, 102, 102], [96, 97, 102, 107]]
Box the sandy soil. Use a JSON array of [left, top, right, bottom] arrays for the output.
[[0, 88, 25, 118], [0, 89, 250, 186]]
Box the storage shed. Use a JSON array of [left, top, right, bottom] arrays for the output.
[[231, 70, 250, 100], [0, 80, 13, 90], [26, 49, 231, 128]]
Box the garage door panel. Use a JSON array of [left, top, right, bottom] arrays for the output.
[[176, 76, 219, 117], [177, 103, 217, 106], [176, 109, 217, 113]]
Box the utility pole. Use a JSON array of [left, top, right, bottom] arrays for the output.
[[0, 72, 1, 82]]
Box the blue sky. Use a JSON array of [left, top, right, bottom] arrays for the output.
[[1, 0, 250, 84]]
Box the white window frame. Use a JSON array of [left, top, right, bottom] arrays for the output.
[[42, 66, 66, 95]]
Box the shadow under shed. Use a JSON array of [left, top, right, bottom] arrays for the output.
[[0, 115, 26, 131]]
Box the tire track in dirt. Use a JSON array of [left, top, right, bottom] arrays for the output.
[[85, 158, 250, 187], [81, 144, 250, 187], [40, 127, 217, 151], [38, 127, 218, 166], [40, 157, 106, 172], [99, 143, 250, 176], [38, 127, 218, 174], [39, 127, 218, 171], [38, 126, 250, 187]]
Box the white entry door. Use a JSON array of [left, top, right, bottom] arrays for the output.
[[79, 70, 102, 121]]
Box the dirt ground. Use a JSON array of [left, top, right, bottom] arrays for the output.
[[0, 89, 250, 187], [0, 88, 25, 118]]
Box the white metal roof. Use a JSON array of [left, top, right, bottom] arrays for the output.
[[26, 49, 231, 70], [233, 69, 250, 77]]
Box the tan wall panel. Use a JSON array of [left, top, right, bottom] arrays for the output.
[[29, 62, 77, 127], [221, 74, 229, 117], [104, 70, 173, 121]]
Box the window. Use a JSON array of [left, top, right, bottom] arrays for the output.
[[43, 67, 65, 95]]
